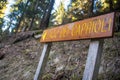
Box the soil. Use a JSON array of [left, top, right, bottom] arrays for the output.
[[0, 33, 120, 80]]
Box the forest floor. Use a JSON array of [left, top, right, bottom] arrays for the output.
[[0, 32, 120, 80]]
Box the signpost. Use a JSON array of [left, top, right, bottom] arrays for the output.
[[34, 12, 115, 80], [40, 12, 115, 42]]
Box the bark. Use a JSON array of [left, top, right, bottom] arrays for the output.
[[109, 0, 113, 11], [0, 30, 42, 49], [39, 0, 55, 30], [12, 31, 34, 44], [28, 0, 39, 30], [21, 25, 28, 32], [29, 16, 35, 30], [12, 30, 43, 43], [88, 0, 94, 17], [16, 0, 29, 32]]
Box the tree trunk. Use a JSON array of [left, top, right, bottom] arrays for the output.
[[16, 0, 29, 32], [29, 16, 35, 30], [39, 0, 55, 30], [109, 0, 113, 11], [87, 0, 94, 17], [28, 0, 39, 30]]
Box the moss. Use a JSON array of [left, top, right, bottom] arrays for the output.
[[97, 73, 104, 80], [71, 74, 82, 80], [114, 32, 120, 37], [42, 73, 52, 80]]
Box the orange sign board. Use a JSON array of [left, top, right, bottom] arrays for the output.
[[40, 12, 115, 42]]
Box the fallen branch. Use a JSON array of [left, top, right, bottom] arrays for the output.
[[34, 34, 42, 39], [12, 31, 34, 44], [0, 30, 43, 47]]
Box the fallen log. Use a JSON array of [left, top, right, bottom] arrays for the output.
[[12, 32, 34, 44]]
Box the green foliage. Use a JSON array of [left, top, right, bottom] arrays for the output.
[[51, 2, 66, 26], [94, 0, 110, 13], [49, 0, 120, 28], [49, 0, 92, 27], [42, 73, 52, 80], [0, 0, 7, 18], [1, 0, 120, 36], [112, 0, 120, 9], [67, 0, 91, 21], [0, 0, 51, 33], [71, 74, 82, 80], [0, 27, 2, 40]]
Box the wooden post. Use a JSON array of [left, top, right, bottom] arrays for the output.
[[34, 43, 52, 80], [82, 39, 104, 80]]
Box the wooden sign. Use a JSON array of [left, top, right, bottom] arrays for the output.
[[40, 12, 115, 42]]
